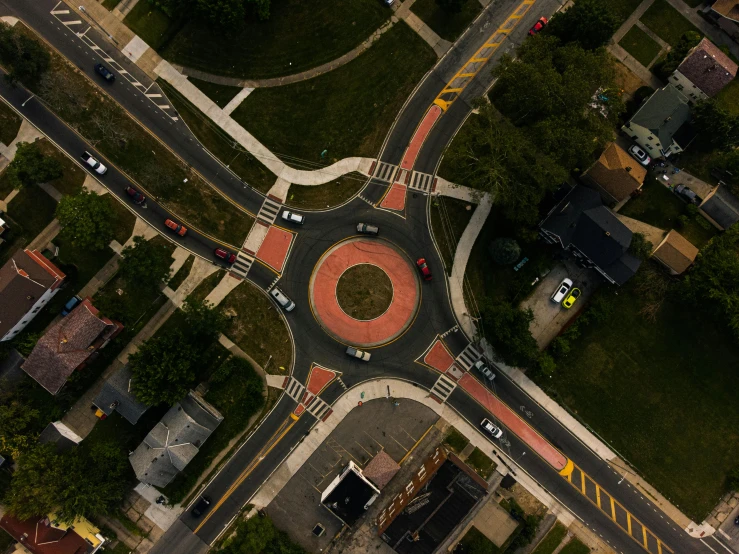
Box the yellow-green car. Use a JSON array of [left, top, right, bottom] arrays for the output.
[[562, 288, 581, 309]]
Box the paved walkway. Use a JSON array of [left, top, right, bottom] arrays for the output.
[[0, 118, 44, 162], [664, 0, 739, 60], [608, 0, 664, 89]]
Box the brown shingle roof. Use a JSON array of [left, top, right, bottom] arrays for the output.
[[585, 143, 647, 203], [653, 230, 699, 274], [22, 299, 116, 394], [363, 450, 400, 490], [677, 38, 738, 97], [712, 0, 739, 21]]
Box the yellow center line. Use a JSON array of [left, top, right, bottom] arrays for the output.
[[628, 513, 633, 536], [581, 470, 586, 494], [642, 526, 648, 548], [610, 497, 616, 521], [596, 485, 602, 509], [658, 540, 663, 554]]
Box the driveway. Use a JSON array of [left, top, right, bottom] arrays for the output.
[[520, 259, 601, 349]]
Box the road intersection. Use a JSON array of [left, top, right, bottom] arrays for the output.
[[0, 1, 734, 554]]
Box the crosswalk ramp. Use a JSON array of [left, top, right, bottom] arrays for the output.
[[230, 251, 254, 279], [285, 377, 305, 403], [430, 374, 457, 403], [409, 171, 435, 194], [257, 197, 282, 225], [304, 394, 331, 420], [455, 343, 481, 371], [372, 162, 400, 183]]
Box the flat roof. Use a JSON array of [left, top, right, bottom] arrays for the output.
[[322, 462, 380, 525]]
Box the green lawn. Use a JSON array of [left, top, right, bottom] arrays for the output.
[[466, 447, 495, 480], [188, 269, 224, 304], [612, 0, 646, 24], [160, 0, 391, 79], [0, 186, 57, 266], [430, 196, 476, 273], [558, 539, 590, 554], [221, 281, 293, 373], [231, 22, 436, 163], [286, 173, 365, 210], [410, 0, 482, 42], [123, 1, 182, 51], [444, 427, 470, 454], [540, 281, 739, 520], [188, 78, 241, 108], [619, 179, 716, 248], [104, 195, 136, 245], [459, 526, 502, 554], [640, 0, 702, 47], [531, 523, 567, 554], [716, 78, 739, 116], [36, 139, 86, 196], [159, 80, 275, 193], [168, 255, 194, 290], [0, 98, 21, 145], [102, 0, 123, 9], [618, 26, 662, 67]]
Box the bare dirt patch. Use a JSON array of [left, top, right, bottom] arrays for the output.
[[336, 264, 393, 320]]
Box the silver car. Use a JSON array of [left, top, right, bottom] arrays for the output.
[[473, 359, 495, 381], [282, 211, 305, 225], [356, 223, 379, 235], [480, 418, 503, 439], [346, 346, 371, 361], [270, 287, 295, 312], [551, 278, 573, 304]]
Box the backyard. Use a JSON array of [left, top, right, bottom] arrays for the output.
[[618, 26, 662, 67], [639, 0, 702, 47], [231, 22, 436, 163], [410, 0, 482, 42]]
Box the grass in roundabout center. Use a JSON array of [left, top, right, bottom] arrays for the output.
[[231, 21, 437, 164], [410, 0, 483, 42], [336, 263, 394, 320]]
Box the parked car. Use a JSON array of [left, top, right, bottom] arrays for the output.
[[191, 496, 211, 518], [164, 219, 187, 237], [124, 186, 146, 205], [384, 0, 394, 6], [528, 16, 548, 36], [282, 211, 305, 225], [628, 144, 651, 166], [270, 287, 295, 312], [61, 295, 82, 316], [80, 151, 107, 175], [675, 184, 699, 204], [416, 258, 432, 281], [346, 346, 371, 361], [94, 63, 115, 82], [214, 248, 237, 264], [562, 288, 581, 309], [357, 223, 379, 235], [551, 278, 573, 303], [480, 418, 503, 439], [473, 359, 495, 381]]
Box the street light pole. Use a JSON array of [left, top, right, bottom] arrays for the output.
[[21, 95, 34, 107], [78, 5, 118, 45]]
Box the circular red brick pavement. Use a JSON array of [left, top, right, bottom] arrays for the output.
[[309, 238, 420, 347]]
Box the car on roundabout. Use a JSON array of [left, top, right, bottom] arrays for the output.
[[357, 223, 379, 235], [282, 211, 305, 225], [346, 346, 371, 361], [270, 287, 295, 312], [416, 258, 432, 281]]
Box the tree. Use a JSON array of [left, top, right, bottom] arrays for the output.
[[436, 0, 468, 14], [544, 0, 619, 50], [692, 99, 739, 151], [652, 31, 702, 80], [119, 235, 172, 290], [5, 141, 62, 190], [55, 190, 115, 251], [478, 298, 539, 368], [5, 444, 61, 520], [489, 238, 521, 265], [728, 466, 739, 492], [0, 24, 50, 86], [129, 329, 199, 405], [0, 398, 40, 459], [181, 297, 228, 347], [629, 232, 653, 261]]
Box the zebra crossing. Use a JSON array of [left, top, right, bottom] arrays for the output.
[[284, 377, 305, 403], [430, 374, 457, 403], [409, 171, 435, 194], [455, 343, 481, 372], [372, 162, 400, 183], [304, 394, 331, 420], [230, 251, 255, 279], [257, 197, 282, 225], [49, 3, 179, 121]]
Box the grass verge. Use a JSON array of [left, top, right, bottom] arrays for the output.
[[102, 0, 123, 9], [612, 0, 646, 24], [640, 0, 702, 47], [466, 447, 495, 480], [0, 186, 57, 266], [0, 97, 21, 144], [618, 26, 662, 67], [430, 196, 476, 273], [221, 281, 292, 373], [286, 173, 365, 209], [188, 77, 241, 108], [410, 0, 482, 42], [168, 254, 194, 290], [231, 22, 436, 163], [460, 526, 502, 554], [160, 0, 391, 80], [531, 522, 567, 554], [123, 2, 183, 51], [558, 539, 590, 554], [443, 427, 469, 454]]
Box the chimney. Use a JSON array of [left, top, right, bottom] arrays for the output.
[[665, 116, 672, 123], [626, 166, 632, 172], [605, 231, 611, 237]]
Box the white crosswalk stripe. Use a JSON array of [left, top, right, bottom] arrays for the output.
[[430, 374, 457, 403], [456, 343, 481, 371], [285, 377, 305, 403], [305, 394, 331, 420], [230, 252, 254, 279], [409, 171, 435, 194], [372, 162, 400, 183], [257, 197, 282, 224]]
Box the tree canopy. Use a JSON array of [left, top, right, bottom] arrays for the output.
[[0, 397, 41, 460], [489, 238, 521, 265], [652, 31, 702, 80], [119, 235, 172, 290], [56, 190, 115, 251], [629, 232, 653, 261], [0, 23, 50, 86], [544, 0, 619, 50], [692, 99, 739, 151], [436, 0, 469, 14], [5, 141, 62, 190]]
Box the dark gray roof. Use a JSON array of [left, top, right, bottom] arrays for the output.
[[603, 252, 643, 286], [129, 392, 223, 488], [93, 365, 149, 424], [38, 421, 82, 453], [701, 185, 739, 229], [540, 186, 602, 246], [629, 86, 692, 149]]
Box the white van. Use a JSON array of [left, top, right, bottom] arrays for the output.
[[270, 287, 295, 312]]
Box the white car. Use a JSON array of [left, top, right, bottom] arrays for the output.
[[282, 211, 304, 225], [346, 346, 371, 361], [480, 418, 503, 439], [473, 360, 495, 381], [270, 287, 295, 312], [80, 151, 107, 175], [628, 144, 651, 166], [551, 278, 573, 304]]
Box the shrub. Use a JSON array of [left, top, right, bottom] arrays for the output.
[[489, 238, 521, 265]]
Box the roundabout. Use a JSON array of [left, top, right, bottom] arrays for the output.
[[309, 237, 421, 347]]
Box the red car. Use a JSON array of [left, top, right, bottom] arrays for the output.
[[124, 186, 146, 205], [528, 16, 548, 36], [215, 248, 237, 264], [417, 258, 432, 281], [165, 218, 187, 237]]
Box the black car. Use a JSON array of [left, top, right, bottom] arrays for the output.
[[95, 63, 115, 82], [191, 496, 211, 517]]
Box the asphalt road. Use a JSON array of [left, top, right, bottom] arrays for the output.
[[2, 1, 733, 554]]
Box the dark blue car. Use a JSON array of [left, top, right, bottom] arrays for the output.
[[61, 296, 81, 316]]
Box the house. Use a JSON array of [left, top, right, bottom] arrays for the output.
[[581, 142, 647, 206], [539, 186, 642, 285], [38, 421, 83, 453], [21, 298, 123, 395], [92, 364, 148, 425], [0, 513, 105, 554], [652, 230, 700, 275], [621, 85, 695, 159], [0, 249, 65, 342], [698, 183, 739, 229], [129, 391, 223, 488], [707, 1, 739, 40], [669, 38, 737, 101]]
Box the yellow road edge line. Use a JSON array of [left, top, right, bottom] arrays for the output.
[[580, 469, 586, 494], [642, 526, 648, 548], [628, 513, 632, 535], [596, 485, 601, 509], [658, 540, 663, 554], [610, 497, 616, 521]]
